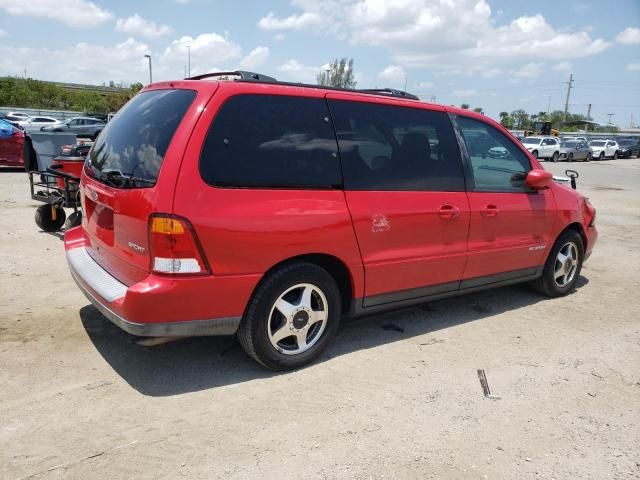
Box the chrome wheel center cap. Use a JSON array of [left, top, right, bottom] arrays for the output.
[[291, 308, 310, 331]]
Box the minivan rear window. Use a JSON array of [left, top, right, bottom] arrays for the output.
[[199, 94, 342, 189], [88, 89, 196, 188]]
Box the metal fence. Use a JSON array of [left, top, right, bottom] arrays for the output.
[[0, 106, 83, 122], [509, 130, 640, 140]]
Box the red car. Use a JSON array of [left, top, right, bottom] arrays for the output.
[[64, 72, 598, 370], [0, 119, 25, 167]]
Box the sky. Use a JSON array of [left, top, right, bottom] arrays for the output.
[[0, 0, 639, 126]]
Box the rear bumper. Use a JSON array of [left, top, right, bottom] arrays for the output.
[[65, 236, 246, 337]]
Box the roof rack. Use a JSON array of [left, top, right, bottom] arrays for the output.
[[187, 71, 419, 101], [356, 88, 419, 101], [186, 70, 277, 83]]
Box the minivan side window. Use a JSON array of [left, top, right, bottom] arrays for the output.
[[200, 95, 341, 189], [456, 115, 532, 192], [328, 100, 464, 191]]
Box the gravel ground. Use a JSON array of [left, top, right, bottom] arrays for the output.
[[1, 158, 639, 480]]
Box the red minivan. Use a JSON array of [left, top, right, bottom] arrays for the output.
[[64, 71, 597, 370]]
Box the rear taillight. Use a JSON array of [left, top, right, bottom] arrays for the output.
[[149, 214, 210, 275]]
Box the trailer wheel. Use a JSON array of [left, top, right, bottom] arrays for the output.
[[35, 205, 66, 232], [64, 211, 82, 230]]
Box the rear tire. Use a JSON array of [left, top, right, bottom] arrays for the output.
[[568, 153, 574, 162], [35, 204, 66, 232], [530, 230, 584, 297], [238, 262, 341, 371], [585, 153, 591, 162]]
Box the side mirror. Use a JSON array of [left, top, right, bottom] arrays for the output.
[[525, 169, 553, 190]]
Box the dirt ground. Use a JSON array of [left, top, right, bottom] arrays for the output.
[[1, 158, 639, 480]]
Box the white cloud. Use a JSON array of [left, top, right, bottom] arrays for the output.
[[0, 38, 149, 84], [175, 0, 190, 3], [378, 65, 406, 83], [276, 59, 322, 83], [627, 62, 640, 71], [0, 0, 112, 28], [239, 46, 270, 69], [115, 14, 173, 38], [258, 0, 611, 72], [0, 28, 7, 37], [616, 27, 640, 45], [481, 68, 502, 78], [162, 33, 242, 75], [552, 61, 572, 73], [258, 11, 325, 31], [513, 62, 543, 78], [273, 33, 286, 42]]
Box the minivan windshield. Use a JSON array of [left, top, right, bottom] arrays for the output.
[[88, 89, 196, 188], [521, 138, 540, 145]]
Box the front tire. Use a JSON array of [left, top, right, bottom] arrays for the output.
[[567, 153, 574, 162], [585, 153, 591, 162], [613, 151, 618, 160], [598, 152, 604, 161], [532, 150, 539, 160], [238, 262, 341, 371], [551, 152, 559, 162], [530, 230, 584, 297]]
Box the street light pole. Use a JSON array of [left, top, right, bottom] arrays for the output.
[[187, 45, 191, 78], [144, 54, 152, 84]]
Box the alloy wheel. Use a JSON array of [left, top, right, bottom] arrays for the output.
[[554, 242, 579, 288], [267, 283, 328, 355]]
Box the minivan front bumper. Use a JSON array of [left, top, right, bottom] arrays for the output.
[[65, 232, 244, 337]]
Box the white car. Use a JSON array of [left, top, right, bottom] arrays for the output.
[[563, 136, 588, 144], [521, 136, 561, 161], [6, 112, 31, 120], [18, 116, 61, 131], [588, 139, 619, 160]]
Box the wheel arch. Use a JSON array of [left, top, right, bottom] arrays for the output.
[[255, 254, 356, 313], [558, 222, 587, 252]]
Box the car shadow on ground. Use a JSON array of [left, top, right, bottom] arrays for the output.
[[81, 276, 589, 397]]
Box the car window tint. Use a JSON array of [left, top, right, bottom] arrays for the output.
[[200, 94, 341, 189], [456, 115, 532, 192], [89, 89, 196, 185], [328, 99, 464, 191]]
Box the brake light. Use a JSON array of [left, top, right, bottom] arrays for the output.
[[149, 214, 210, 275]]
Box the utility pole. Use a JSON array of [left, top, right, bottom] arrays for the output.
[[403, 74, 408, 92], [563, 73, 573, 121], [586, 103, 592, 120], [607, 113, 615, 125], [544, 94, 551, 116]]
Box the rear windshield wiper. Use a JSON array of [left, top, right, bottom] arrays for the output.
[[102, 170, 155, 187]]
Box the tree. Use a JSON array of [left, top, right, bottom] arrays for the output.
[[511, 109, 529, 129], [317, 58, 356, 88], [473, 107, 483, 114], [460, 103, 470, 110]]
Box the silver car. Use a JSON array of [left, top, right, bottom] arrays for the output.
[[558, 140, 592, 162]]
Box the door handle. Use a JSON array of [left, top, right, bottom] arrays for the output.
[[480, 204, 499, 218], [438, 204, 460, 220]]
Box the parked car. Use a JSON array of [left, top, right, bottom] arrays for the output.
[[40, 116, 106, 139], [521, 136, 561, 161], [588, 139, 619, 160], [6, 112, 31, 121], [18, 116, 61, 131], [558, 140, 592, 162], [617, 138, 640, 158], [64, 73, 598, 370], [0, 118, 25, 167], [562, 136, 588, 144]]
